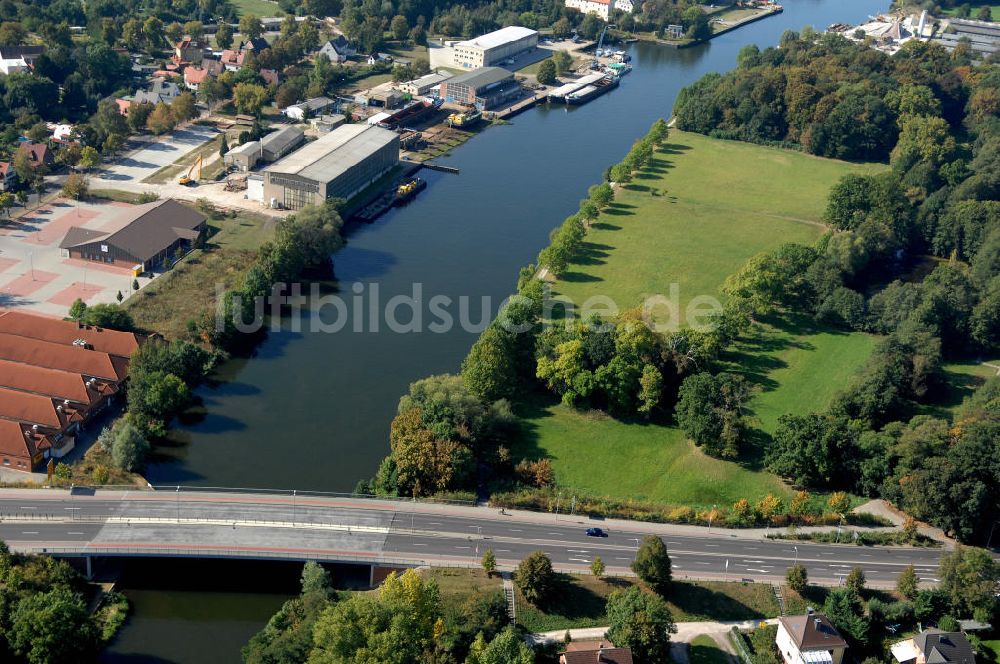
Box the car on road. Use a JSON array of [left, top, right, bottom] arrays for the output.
[[585, 527, 607, 537]]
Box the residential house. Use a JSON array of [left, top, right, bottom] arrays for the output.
[[564, 0, 633, 20], [242, 37, 270, 53], [559, 641, 633, 664], [134, 77, 181, 105], [260, 68, 280, 87], [115, 98, 133, 116], [284, 96, 335, 120], [0, 45, 44, 75], [891, 631, 977, 664], [317, 35, 355, 63], [60, 198, 207, 272], [17, 142, 53, 169], [776, 613, 849, 664], [183, 60, 222, 91], [0, 162, 16, 191], [173, 37, 207, 65], [220, 48, 245, 71]]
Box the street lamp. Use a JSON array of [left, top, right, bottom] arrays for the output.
[[292, 490, 296, 524], [176, 486, 180, 523], [708, 504, 717, 533], [793, 545, 799, 566]]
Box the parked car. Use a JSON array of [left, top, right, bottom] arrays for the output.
[[585, 527, 607, 537]]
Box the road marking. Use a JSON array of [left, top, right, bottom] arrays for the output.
[[747, 569, 771, 573], [497, 549, 511, 552], [615, 557, 630, 561], [860, 554, 872, 558], [704, 544, 719, 548], [567, 549, 590, 553], [19, 506, 36, 510], [21, 531, 38, 534], [667, 542, 680, 545], [510, 529, 523, 532], [411, 543, 427, 547], [696, 562, 711, 565], [548, 532, 561, 535], [455, 546, 471, 549], [743, 560, 765, 563], [745, 547, 758, 550], [67, 531, 85, 535], [568, 557, 590, 563], [64, 507, 81, 511]]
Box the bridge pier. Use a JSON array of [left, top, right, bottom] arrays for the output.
[[85, 556, 92, 580]]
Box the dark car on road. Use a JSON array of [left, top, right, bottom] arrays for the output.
[[585, 527, 608, 537]]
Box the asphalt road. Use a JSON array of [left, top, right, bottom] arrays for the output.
[[0, 489, 945, 586]]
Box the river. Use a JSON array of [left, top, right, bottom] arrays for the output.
[[103, 1, 889, 660]]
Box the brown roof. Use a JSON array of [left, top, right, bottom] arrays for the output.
[[780, 615, 848, 651], [561, 642, 634, 664], [18, 142, 50, 166], [0, 311, 141, 359], [0, 387, 79, 429], [59, 198, 206, 264], [0, 419, 36, 464], [0, 359, 100, 406], [184, 66, 211, 85], [0, 333, 128, 382]]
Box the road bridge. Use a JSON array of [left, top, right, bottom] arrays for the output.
[[0, 487, 945, 587]]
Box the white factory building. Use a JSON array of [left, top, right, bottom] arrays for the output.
[[451, 26, 539, 69], [564, 0, 634, 21]]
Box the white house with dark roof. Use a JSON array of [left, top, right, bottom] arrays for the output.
[[318, 36, 355, 63], [891, 631, 977, 664], [777, 613, 849, 664]]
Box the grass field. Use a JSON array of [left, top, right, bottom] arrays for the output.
[[690, 635, 731, 664], [126, 210, 274, 338], [519, 131, 885, 506], [230, 0, 284, 16], [516, 576, 781, 633], [940, 3, 999, 19], [916, 360, 999, 420], [420, 568, 503, 611]]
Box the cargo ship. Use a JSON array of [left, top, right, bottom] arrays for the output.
[[447, 109, 482, 128], [394, 177, 427, 205], [566, 75, 620, 105]]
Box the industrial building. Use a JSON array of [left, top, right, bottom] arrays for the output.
[[224, 140, 261, 172], [59, 199, 206, 271], [452, 26, 538, 69], [262, 124, 400, 210], [398, 70, 453, 96], [284, 96, 335, 120], [261, 125, 305, 161], [440, 67, 522, 108]]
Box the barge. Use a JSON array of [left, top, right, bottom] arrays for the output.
[[566, 75, 620, 105]]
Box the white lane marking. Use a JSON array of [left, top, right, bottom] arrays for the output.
[[510, 529, 523, 532], [455, 546, 471, 549], [745, 547, 758, 550], [568, 557, 590, 563], [567, 549, 590, 553], [860, 554, 872, 558], [497, 549, 511, 552], [548, 532, 561, 535], [705, 544, 719, 548], [743, 560, 766, 563], [19, 506, 36, 510], [615, 557, 630, 561], [21, 531, 38, 534], [64, 507, 81, 510], [427, 522, 441, 525], [411, 543, 427, 546], [696, 562, 711, 565], [67, 531, 85, 535], [747, 569, 771, 573]]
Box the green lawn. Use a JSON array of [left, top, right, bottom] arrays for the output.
[[516, 576, 781, 633], [230, 0, 284, 16], [520, 131, 886, 507], [916, 360, 999, 420], [980, 640, 1000, 664], [691, 635, 731, 664], [940, 4, 1000, 20], [420, 568, 502, 612]]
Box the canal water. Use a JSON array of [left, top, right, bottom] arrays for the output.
[[109, 1, 889, 660]]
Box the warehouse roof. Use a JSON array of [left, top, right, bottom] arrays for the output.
[[405, 71, 452, 88], [226, 140, 260, 157], [445, 66, 513, 90], [261, 125, 304, 154], [265, 124, 397, 183], [457, 26, 536, 50], [0, 333, 128, 382], [60, 199, 205, 263]]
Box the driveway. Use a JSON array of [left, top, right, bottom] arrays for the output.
[[94, 125, 218, 184]]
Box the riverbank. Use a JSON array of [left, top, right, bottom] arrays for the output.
[[623, 2, 784, 49]]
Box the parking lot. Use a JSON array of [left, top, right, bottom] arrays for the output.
[[93, 125, 219, 183], [0, 199, 152, 317]]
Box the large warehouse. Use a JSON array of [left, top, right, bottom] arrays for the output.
[[262, 124, 399, 209], [440, 67, 522, 108], [452, 26, 538, 69]]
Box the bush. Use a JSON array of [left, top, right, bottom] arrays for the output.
[[786, 564, 808, 592]]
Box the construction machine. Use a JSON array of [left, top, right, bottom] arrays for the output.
[[179, 155, 203, 186]]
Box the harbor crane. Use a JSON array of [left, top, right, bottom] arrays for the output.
[[593, 24, 617, 68]]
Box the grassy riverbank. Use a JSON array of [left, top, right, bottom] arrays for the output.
[[518, 131, 886, 507]]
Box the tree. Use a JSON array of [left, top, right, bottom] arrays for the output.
[[109, 420, 150, 471], [216, 22, 234, 49], [78, 146, 100, 172], [589, 182, 614, 208], [938, 546, 1000, 618], [515, 551, 555, 606], [12, 149, 37, 185], [845, 567, 866, 598], [482, 548, 497, 577], [166, 22, 184, 45], [675, 372, 751, 458], [233, 83, 269, 116], [62, 173, 89, 202], [467, 627, 534, 664], [143, 17, 164, 52], [391, 15, 409, 42], [553, 49, 573, 75], [81, 303, 134, 330], [823, 589, 870, 647], [183, 20, 204, 40], [977, 6, 993, 21], [239, 14, 264, 41], [68, 298, 87, 321], [591, 555, 606, 579], [171, 91, 197, 123], [631, 535, 672, 595], [301, 561, 333, 597], [828, 492, 851, 515], [9, 586, 98, 664], [897, 565, 918, 600], [606, 586, 676, 663], [786, 564, 808, 592], [536, 59, 557, 85], [146, 102, 176, 135], [0, 192, 13, 217]]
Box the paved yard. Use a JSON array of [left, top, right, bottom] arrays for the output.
[[0, 199, 157, 317], [93, 125, 219, 184]]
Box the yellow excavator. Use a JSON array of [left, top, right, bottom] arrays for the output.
[[178, 155, 203, 186]]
